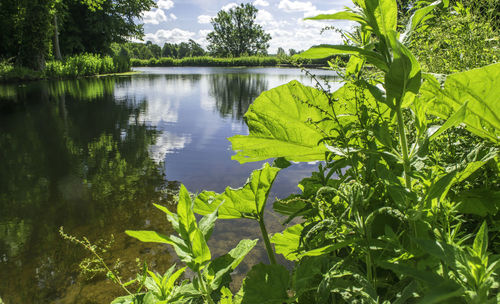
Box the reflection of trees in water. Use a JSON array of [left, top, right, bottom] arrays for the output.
[[0, 78, 172, 303], [209, 73, 268, 120]]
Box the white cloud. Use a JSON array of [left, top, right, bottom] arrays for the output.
[[278, 0, 314, 13], [221, 2, 238, 11], [169, 13, 177, 20], [157, 0, 174, 10], [144, 28, 196, 45], [142, 9, 168, 24], [256, 9, 274, 24], [253, 0, 269, 7], [197, 15, 212, 24], [303, 8, 337, 18], [195, 30, 211, 48]]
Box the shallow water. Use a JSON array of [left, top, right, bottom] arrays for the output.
[[0, 67, 340, 303]]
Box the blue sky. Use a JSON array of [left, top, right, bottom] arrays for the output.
[[140, 0, 354, 53]]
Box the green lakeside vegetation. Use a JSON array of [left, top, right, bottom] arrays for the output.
[[56, 0, 500, 303], [1, 0, 499, 303], [0, 2, 309, 82]]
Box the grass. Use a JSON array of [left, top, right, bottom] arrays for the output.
[[0, 53, 131, 82], [130, 56, 329, 67], [131, 56, 280, 67]]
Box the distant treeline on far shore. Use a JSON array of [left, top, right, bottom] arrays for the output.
[[130, 56, 330, 67]]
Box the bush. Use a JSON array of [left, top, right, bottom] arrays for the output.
[[0, 59, 42, 81], [130, 56, 281, 67], [0, 53, 130, 82], [112, 48, 130, 73], [44, 60, 64, 78]]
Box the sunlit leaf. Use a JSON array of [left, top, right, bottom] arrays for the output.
[[385, 31, 421, 108], [455, 189, 500, 216], [298, 45, 388, 72], [473, 222, 488, 259], [401, 0, 443, 42], [419, 63, 500, 143], [364, 0, 397, 38], [305, 11, 366, 23], [417, 281, 463, 304], [229, 80, 389, 164], [270, 224, 303, 261], [239, 263, 290, 304], [125, 230, 173, 245], [428, 101, 468, 140], [194, 163, 280, 219], [229, 81, 335, 163], [206, 239, 258, 290]]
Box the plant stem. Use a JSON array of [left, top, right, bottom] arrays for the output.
[[197, 270, 215, 304], [396, 105, 412, 191], [258, 216, 277, 265]]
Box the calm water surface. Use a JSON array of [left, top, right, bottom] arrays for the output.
[[0, 67, 339, 303]]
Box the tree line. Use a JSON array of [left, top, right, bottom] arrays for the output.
[[0, 0, 155, 71]]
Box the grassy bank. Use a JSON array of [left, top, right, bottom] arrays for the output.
[[0, 53, 130, 82], [130, 55, 330, 67], [131, 56, 279, 67]]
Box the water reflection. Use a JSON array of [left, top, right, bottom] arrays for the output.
[[209, 73, 268, 120], [0, 67, 340, 303], [0, 78, 171, 303]]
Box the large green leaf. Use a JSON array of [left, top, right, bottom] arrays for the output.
[[385, 30, 421, 108], [194, 163, 280, 219], [298, 45, 388, 72], [229, 81, 336, 163], [177, 184, 211, 268], [455, 189, 500, 216], [125, 230, 173, 244], [473, 222, 488, 259], [270, 224, 303, 261], [364, 0, 397, 38], [401, 0, 443, 42], [239, 263, 290, 304], [229, 80, 389, 164], [419, 63, 500, 143], [205, 239, 258, 290], [305, 11, 366, 24], [417, 281, 463, 304]]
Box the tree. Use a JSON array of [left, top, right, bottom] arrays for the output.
[[276, 47, 286, 56], [161, 43, 177, 58], [17, 0, 52, 70], [177, 42, 190, 58], [0, 0, 155, 69], [206, 3, 271, 57], [59, 0, 155, 55], [188, 39, 205, 57]]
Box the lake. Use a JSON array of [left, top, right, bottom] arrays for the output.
[[0, 67, 340, 303]]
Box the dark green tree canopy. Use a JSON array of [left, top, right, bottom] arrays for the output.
[[207, 3, 271, 57], [0, 0, 155, 70]]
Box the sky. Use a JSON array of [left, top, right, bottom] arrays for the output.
[[140, 0, 355, 53]]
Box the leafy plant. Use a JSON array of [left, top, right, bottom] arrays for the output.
[[101, 1, 500, 303], [125, 185, 258, 304]]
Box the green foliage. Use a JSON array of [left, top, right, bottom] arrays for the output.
[[125, 185, 258, 303], [130, 56, 280, 67], [88, 1, 500, 303], [218, 0, 499, 303], [207, 3, 271, 57], [418, 63, 500, 143], [195, 163, 281, 264], [0, 0, 155, 70], [1, 53, 129, 81], [238, 264, 290, 304], [409, 0, 499, 73]]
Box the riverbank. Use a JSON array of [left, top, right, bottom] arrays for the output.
[[0, 54, 130, 83], [130, 55, 329, 68]]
